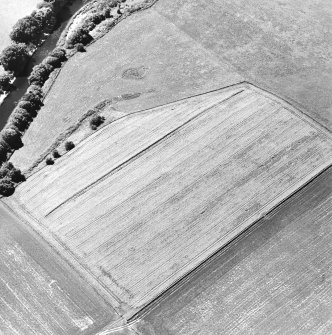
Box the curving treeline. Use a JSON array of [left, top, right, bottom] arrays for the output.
[[0, 0, 129, 196], [0, 0, 72, 195]]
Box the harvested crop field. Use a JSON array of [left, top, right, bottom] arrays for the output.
[[139, 167, 332, 335], [13, 84, 332, 315], [0, 203, 118, 335]]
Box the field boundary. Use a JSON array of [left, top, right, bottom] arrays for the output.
[[44, 88, 245, 217], [24, 80, 332, 178], [6, 82, 332, 323], [127, 164, 332, 322], [2, 196, 132, 317], [25, 82, 246, 178]]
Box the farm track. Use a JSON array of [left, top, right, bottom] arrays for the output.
[[11, 83, 332, 320]]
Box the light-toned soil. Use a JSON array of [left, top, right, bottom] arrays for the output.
[[139, 167, 332, 335], [0, 203, 118, 335], [12, 84, 332, 316]]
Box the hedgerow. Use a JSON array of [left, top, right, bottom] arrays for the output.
[[28, 63, 54, 86]]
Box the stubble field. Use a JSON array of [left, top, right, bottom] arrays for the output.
[[138, 167, 332, 335], [13, 84, 332, 316], [0, 203, 118, 335]]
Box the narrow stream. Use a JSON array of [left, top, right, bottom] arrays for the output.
[[0, 0, 84, 130]]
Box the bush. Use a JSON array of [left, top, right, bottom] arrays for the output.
[[81, 19, 96, 32], [91, 14, 104, 25], [10, 16, 42, 44], [76, 43, 86, 52], [0, 162, 13, 178], [105, 9, 112, 18], [13, 107, 35, 121], [8, 168, 25, 183], [32, 7, 57, 32], [52, 149, 60, 158], [21, 91, 43, 109], [9, 115, 31, 132], [67, 28, 92, 46], [46, 157, 54, 165], [0, 43, 29, 75], [43, 55, 62, 68], [49, 47, 66, 61], [17, 101, 37, 116], [0, 179, 15, 197], [1, 128, 23, 150], [90, 115, 105, 130], [37, 0, 67, 14], [64, 141, 75, 151], [27, 84, 43, 98], [0, 163, 25, 183], [0, 73, 13, 93], [0, 143, 9, 164], [28, 63, 54, 86]]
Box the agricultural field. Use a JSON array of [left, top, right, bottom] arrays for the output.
[[154, 0, 332, 129], [0, 203, 118, 335], [0, 0, 38, 53], [139, 167, 332, 335], [11, 4, 242, 171], [12, 84, 332, 316], [11, 0, 331, 172]]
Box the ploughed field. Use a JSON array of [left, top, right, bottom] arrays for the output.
[[0, 204, 117, 335], [139, 167, 332, 335], [13, 84, 332, 316]]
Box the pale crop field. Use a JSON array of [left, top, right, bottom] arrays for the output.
[[140, 168, 332, 335], [0, 239, 92, 334], [0, 233, 114, 335], [0, 203, 117, 335], [14, 84, 332, 315]]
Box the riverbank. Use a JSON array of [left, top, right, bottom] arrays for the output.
[[0, 0, 85, 130]]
